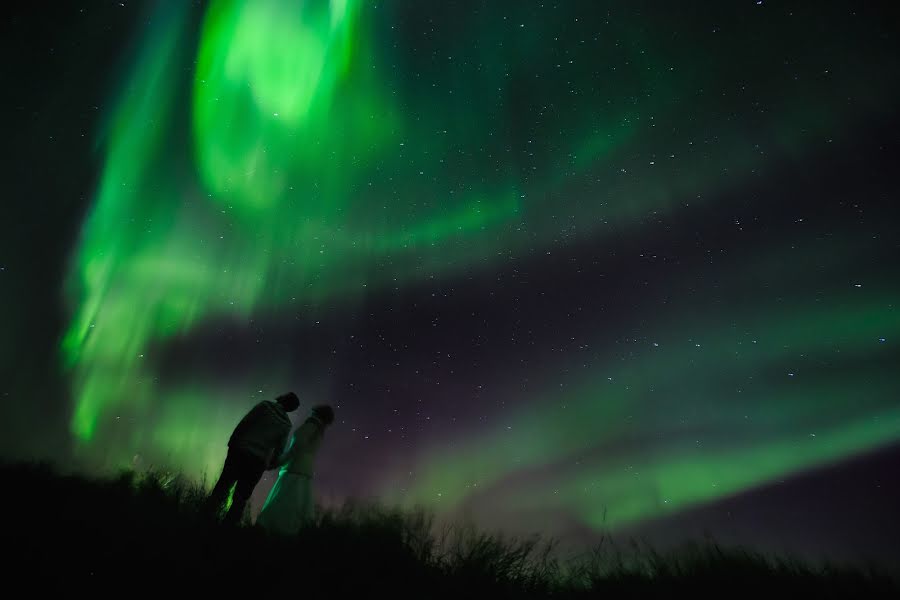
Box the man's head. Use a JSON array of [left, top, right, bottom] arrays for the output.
[[311, 404, 335, 426], [275, 392, 300, 412]]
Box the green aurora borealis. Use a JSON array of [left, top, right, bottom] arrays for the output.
[[51, 0, 899, 536]]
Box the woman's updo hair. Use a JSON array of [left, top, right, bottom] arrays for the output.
[[311, 404, 335, 426]]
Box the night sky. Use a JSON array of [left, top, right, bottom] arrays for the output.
[[2, 1, 899, 567]]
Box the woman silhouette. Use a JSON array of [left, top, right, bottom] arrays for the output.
[[256, 405, 335, 535]]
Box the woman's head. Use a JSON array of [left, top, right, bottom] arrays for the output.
[[311, 404, 335, 426]]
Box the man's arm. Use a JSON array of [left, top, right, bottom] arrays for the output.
[[268, 431, 294, 470]]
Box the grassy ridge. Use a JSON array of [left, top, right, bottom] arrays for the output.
[[1, 462, 895, 597]]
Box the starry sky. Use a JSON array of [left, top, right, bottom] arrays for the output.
[[2, 1, 899, 567]]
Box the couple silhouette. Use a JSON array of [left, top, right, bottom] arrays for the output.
[[206, 392, 335, 535]]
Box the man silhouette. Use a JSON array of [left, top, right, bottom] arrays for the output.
[[206, 392, 300, 525]]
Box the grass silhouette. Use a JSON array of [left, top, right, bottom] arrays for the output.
[[2, 461, 895, 597]]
